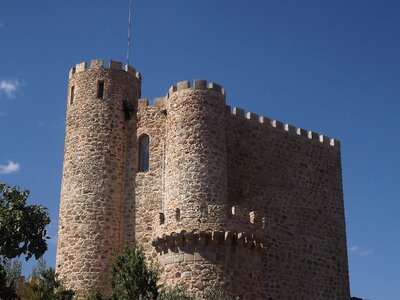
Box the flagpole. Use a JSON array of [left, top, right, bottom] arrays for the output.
[[126, 0, 133, 66]]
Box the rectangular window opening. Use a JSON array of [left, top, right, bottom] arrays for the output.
[[97, 81, 104, 99], [70, 86, 74, 105]]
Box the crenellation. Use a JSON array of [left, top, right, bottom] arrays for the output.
[[272, 119, 284, 129], [138, 98, 149, 108], [125, 64, 133, 73], [109, 60, 122, 70], [308, 130, 319, 140], [75, 62, 86, 72], [167, 85, 177, 98], [69, 61, 140, 81], [296, 127, 308, 137], [246, 111, 259, 121], [166, 80, 226, 101], [284, 123, 296, 133], [259, 116, 271, 125], [226, 106, 341, 148], [154, 97, 166, 107], [232, 107, 245, 117], [68, 67, 76, 79], [194, 79, 207, 89], [319, 134, 331, 145], [90, 59, 104, 68], [177, 80, 191, 91], [208, 82, 222, 93], [331, 138, 341, 148]]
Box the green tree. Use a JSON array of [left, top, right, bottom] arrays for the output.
[[0, 184, 50, 260], [29, 258, 75, 300], [0, 258, 22, 297], [0, 183, 51, 300], [108, 244, 159, 300]]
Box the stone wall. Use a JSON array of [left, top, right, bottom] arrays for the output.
[[135, 98, 166, 256], [225, 107, 350, 299], [56, 60, 141, 294]]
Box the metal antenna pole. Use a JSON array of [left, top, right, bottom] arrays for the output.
[[126, 0, 133, 66]]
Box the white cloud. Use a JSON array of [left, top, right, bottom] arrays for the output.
[[0, 161, 20, 174], [350, 245, 373, 257], [350, 246, 359, 253], [0, 79, 23, 98]]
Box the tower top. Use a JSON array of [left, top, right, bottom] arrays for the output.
[[68, 59, 141, 80]]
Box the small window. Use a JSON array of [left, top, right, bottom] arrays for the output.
[[97, 80, 104, 99], [70, 86, 74, 105], [138, 134, 149, 172]]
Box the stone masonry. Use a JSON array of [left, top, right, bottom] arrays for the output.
[[56, 59, 350, 299]]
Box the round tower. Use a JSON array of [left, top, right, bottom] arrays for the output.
[[56, 59, 141, 294], [151, 81, 264, 299], [164, 80, 228, 232]]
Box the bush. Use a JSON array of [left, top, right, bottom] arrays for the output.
[[203, 287, 238, 300], [108, 244, 159, 300], [158, 286, 195, 300]]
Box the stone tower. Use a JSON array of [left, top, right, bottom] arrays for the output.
[[56, 60, 141, 293], [149, 82, 264, 298]]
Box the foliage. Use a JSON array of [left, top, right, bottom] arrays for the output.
[[83, 244, 238, 300], [107, 244, 159, 300], [203, 287, 238, 300], [0, 183, 50, 299], [1, 258, 22, 289], [0, 267, 18, 300], [86, 289, 108, 300], [17, 281, 39, 300], [0, 258, 22, 299], [158, 286, 195, 300], [0, 184, 50, 261], [29, 258, 75, 300]]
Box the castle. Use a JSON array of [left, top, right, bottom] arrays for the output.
[[56, 59, 350, 299]]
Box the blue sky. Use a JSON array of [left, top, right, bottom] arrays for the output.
[[1, 0, 399, 299]]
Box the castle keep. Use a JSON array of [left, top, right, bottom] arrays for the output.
[[56, 59, 350, 299]]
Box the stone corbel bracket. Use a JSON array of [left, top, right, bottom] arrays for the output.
[[151, 230, 266, 253]]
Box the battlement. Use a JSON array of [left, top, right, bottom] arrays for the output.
[[151, 229, 265, 254], [156, 204, 266, 237], [228, 105, 340, 148], [138, 80, 339, 148], [166, 80, 226, 99], [137, 97, 167, 108], [68, 59, 141, 79]]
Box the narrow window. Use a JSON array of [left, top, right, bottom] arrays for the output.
[[175, 208, 181, 222], [139, 134, 149, 172], [97, 80, 104, 99], [70, 86, 74, 105]]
